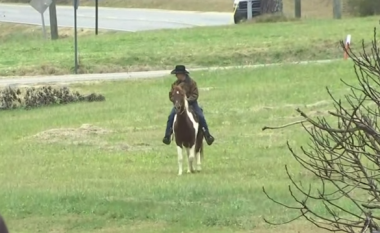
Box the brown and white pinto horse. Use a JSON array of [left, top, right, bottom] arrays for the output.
[[171, 85, 204, 175]]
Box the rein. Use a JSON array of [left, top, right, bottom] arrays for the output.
[[177, 105, 186, 116], [173, 92, 187, 116]]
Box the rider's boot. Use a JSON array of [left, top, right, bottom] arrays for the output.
[[162, 128, 172, 145], [202, 127, 215, 146]]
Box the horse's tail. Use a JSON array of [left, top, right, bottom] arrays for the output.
[[196, 126, 204, 158], [200, 131, 204, 159], [0, 214, 9, 233]]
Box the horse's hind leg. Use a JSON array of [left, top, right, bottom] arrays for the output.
[[177, 146, 183, 176], [196, 148, 202, 172], [195, 131, 203, 172], [188, 146, 196, 173]]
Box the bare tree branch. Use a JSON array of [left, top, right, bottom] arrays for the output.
[[262, 120, 308, 131], [262, 27, 380, 233]]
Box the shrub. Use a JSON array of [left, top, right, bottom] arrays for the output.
[[345, 0, 380, 16]]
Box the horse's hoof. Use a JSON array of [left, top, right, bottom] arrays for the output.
[[187, 170, 191, 174]]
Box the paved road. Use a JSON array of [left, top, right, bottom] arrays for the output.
[[0, 3, 232, 32], [0, 59, 342, 87]]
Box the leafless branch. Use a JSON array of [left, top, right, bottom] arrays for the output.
[[262, 27, 380, 233], [262, 120, 308, 131]]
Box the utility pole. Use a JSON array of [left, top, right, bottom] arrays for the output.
[[49, 0, 59, 40], [74, 0, 79, 74], [294, 0, 301, 18], [95, 0, 99, 35], [247, 0, 252, 20], [333, 0, 342, 19]]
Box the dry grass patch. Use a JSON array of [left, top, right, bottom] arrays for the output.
[[31, 124, 152, 152], [0, 22, 110, 41], [248, 13, 301, 23], [32, 123, 112, 144]]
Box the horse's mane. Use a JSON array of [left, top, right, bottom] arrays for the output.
[[173, 85, 185, 95]]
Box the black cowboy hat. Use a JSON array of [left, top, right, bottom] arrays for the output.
[[170, 65, 189, 75]]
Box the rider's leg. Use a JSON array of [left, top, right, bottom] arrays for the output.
[[191, 102, 215, 146], [163, 107, 176, 145]]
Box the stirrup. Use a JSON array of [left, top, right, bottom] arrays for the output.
[[201, 127, 210, 135], [205, 135, 214, 145]]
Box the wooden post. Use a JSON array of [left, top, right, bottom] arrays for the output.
[[294, 0, 301, 18], [333, 0, 342, 19], [344, 35, 351, 60], [49, 0, 59, 40], [95, 0, 99, 35]]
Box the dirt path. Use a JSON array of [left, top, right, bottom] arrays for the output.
[[0, 58, 342, 87]]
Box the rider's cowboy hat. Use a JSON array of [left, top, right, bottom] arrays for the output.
[[170, 65, 189, 75]]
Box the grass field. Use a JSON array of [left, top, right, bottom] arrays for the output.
[[0, 16, 377, 76], [0, 60, 361, 233], [0, 0, 346, 18]]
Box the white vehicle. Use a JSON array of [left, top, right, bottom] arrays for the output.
[[233, 0, 240, 9], [233, 0, 282, 24]]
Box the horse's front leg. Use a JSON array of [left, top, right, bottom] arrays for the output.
[[196, 150, 202, 172], [177, 146, 183, 176], [188, 146, 196, 173], [185, 148, 192, 173]]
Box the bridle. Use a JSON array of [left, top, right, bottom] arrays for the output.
[[177, 106, 185, 115], [173, 91, 186, 115], [175, 99, 186, 115]]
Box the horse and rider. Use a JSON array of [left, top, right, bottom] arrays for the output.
[[162, 65, 215, 146]]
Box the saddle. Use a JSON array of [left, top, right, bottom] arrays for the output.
[[171, 105, 204, 141], [187, 105, 203, 123]]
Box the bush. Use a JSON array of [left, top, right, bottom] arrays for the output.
[[0, 86, 105, 110], [249, 13, 299, 23], [346, 0, 380, 16]]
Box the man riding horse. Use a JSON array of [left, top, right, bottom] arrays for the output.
[[162, 65, 215, 146]]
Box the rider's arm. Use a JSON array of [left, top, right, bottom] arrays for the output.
[[168, 83, 175, 103], [187, 80, 199, 104]]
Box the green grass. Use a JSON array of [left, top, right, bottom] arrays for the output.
[[0, 16, 378, 76], [0, 60, 362, 233]]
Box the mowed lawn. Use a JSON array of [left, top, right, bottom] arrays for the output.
[[0, 16, 377, 76], [0, 60, 361, 233]]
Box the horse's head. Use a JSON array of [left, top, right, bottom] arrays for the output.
[[171, 85, 186, 114]]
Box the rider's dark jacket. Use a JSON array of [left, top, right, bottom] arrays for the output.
[[169, 75, 199, 104]]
